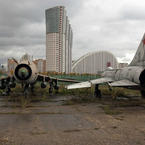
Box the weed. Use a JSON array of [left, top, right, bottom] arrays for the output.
[[35, 112, 63, 115], [63, 129, 81, 133], [94, 128, 99, 130], [63, 96, 98, 105], [101, 105, 122, 115], [111, 88, 126, 99], [0, 111, 63, 115], [112, 126, 117, 129], [30, 131, 47, 135]]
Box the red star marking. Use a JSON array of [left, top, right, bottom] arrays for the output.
[[107, 62, 111, 67], [142, 38, 145, 46]]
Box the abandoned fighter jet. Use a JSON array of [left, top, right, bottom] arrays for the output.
[[0, 54, 78, 96], [66, 33, 145, 98]]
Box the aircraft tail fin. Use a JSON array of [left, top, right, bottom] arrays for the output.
[[130, 33, 145, 66]]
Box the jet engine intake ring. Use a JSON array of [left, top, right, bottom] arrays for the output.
[[139, 69, 145, 87], [15, 64, 32, 81]]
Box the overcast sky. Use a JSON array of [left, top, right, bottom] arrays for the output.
[[0, 0, 145, 65]]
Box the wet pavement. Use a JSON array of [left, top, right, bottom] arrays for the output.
[[0, 96, 145, 145]]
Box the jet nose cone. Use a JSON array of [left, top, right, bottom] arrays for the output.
[[15, 64, 32, 81], [18, 67, 29, 79]]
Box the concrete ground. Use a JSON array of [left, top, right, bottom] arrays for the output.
[[0, 96, 145, 145]]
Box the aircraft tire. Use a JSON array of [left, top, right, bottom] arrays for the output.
[[141, 90, 145, 98]]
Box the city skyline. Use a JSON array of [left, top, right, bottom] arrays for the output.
[[0, 0, 145, 66]]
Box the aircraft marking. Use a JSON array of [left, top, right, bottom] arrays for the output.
[[142, 38, 145, 46]]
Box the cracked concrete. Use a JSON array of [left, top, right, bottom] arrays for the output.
[[0, 96, 144, 145]]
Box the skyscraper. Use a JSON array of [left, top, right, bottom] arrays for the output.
[[45, 6, 73, 73]]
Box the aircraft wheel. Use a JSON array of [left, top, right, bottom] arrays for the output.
[[54, 86, 59, 94], [140, 90, 145, 98], [24, 89, 29, 98], [49, 87, 53, 95]]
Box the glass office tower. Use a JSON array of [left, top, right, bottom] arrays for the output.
[[45, 6, 73, 73]]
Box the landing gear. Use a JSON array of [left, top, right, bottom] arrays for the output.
[[30, 83, 34, 94], [94, 84, 101, 99], [23, 83, 29, 98], [49, 81, 53, 95], [54, 85, 59, 94], [1, 80, 11, 96], [140, 90, 145, 98], [5, 86, 11, 96], [53, 79, 59, 94], [49, 79, 59, 95], [139, 69, 145, 98]]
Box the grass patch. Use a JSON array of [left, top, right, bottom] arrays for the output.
[[109, 99, 145, 108], [0, 111, 64, 115], [35, 112, 63, 115], [63, 92, 144, 107], [1, 104, 51, 108], [3, 92, 52, 108], [63, 96, 98, 105], [101, 105, 122, 115], [100, 99, 145, 115], [30, 131, 47, 135], [115, 116, 124, 121], [100, 86, 141, 99], [0, 112, 20, 115], [94, 128, 100, 130], [64, 128, 100, 133], [112, 126, 117, 129], [0, 82, 142, 109], [0, 137, 9, 143], [1, 83, 141, 99], [63, 129, 81, 133], [58, 84, 141, 99]]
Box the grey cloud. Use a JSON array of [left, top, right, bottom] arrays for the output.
[[0, 0, 84, 65], [71, 0, 145, 63], [120, 5, 145, 21], [0, 0, 145, 66]]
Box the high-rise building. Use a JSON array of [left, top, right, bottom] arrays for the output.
[[45, 6, 73, 73], [33, 59, 46, 73], [7, 59, 17, 76]]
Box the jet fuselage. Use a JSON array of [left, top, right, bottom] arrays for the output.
[[14, 61, 38, 84], [103, 66, 145, 86]]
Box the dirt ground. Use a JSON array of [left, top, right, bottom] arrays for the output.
[[0, 95, 145, 145]]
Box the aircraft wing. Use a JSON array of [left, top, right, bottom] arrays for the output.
[[109, 79, 139, 87], [0, 74, 11, 81], [66, 77, 114, 90], [0, 75, 8, 80], [67, 81, 91, 89], [0, 74, 13, 90], [90, 77, 114, 84], [49, 76, 81, 83], [37, 74, 81, 83]]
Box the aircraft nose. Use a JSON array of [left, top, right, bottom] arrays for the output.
[[18, 67, 29, 79], [15, 64, 32, 81]]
